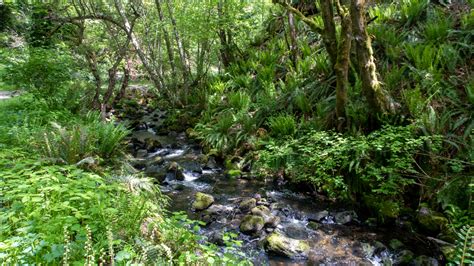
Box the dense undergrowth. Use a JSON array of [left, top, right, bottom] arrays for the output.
[[1, 0, 472, 264], [0, 97, 247, 264], [189, 1, 473, 263]]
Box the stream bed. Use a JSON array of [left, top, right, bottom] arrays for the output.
[[124, 109, 442, 265]]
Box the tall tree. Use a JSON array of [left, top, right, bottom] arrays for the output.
[[350, 0, 396, 115]]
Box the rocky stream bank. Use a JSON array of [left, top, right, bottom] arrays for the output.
[[119, 105, 446, 265]]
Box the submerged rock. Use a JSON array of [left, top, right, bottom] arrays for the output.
[[192, 192, 214, 211], [240, 215, 265, 234], [264, 232, 310, 259]]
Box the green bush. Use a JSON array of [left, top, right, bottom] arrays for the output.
[[0, 150, 159, 264], [267, 114, 297, 138], [2, 48, 85, 110], [41, 113, 129, 164], [258, 126, 440, 214]]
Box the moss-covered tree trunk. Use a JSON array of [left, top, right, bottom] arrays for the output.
[[350, 0, 396, 115], [334, 0, 352, 130]]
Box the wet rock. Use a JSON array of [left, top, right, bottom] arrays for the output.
[[240, 215, 265, 234], [417, 205, 448, 234], [148, 155, 164, 165], [373, 241, 388, 253], [284, 224, 309, 239], [180, 161, 203, 174], [251, 206, 280, 228], [394, 250, 415, 264], [389, 239, 405, 250], [413, 255, 439, 266], [256, 197, 270, 207], [307, 221, 320, 230], [136, 149, 148, 158], [192, 192, 214, 211], [361, 242, 375, 258], [239, 198, 257, 213], [204, 156, 217, 169], [144, 165, 167, 182], [334, 210, 358, 225], [168, 162, 185, 181], [264, 232, 310, 259], [207, 230, 225, 246], [204, 204, 231, 216], [307, 210, 329, 222], [173, 184, 185, 191], [145, 138, 162, 152], [130, 159, 147, 169]]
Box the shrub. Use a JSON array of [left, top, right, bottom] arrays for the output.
[[258, 126, 440, 215], [0, 151, 158, 264], [41, 113, 129, 164], [2, 48, 84, 110], [267, 114, 297, 138]]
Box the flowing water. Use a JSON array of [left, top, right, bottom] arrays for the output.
[[125, 109, 442, 265]]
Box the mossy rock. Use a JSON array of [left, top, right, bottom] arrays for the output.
[[251, 205, 280, 227], [239, 215, 264, 234], [389, 239, 405, 250], [394, 250, 414, 264], [226, 169, 242, 178], [264, 232, 310, 258], [239, 198, 257, 213], [307, 221, 320, 230], [192, 192, 214, 211], [417, 205, 448, 233], [413, 255, 439, 266]]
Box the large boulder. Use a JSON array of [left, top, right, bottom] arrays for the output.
[[192, 192, 214, 211], [251, 205, 280, 228], [417, 205, 448, 234], [264, 232, 310, 259], [239, 215, 265, 234]]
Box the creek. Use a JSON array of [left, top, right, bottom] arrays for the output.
[[124, 108, 442, 265]]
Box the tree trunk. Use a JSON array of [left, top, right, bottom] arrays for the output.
[[85, 51, 102, 110], [114, 58, 130, 105], [114, 0, 163, 90], [350, 0, 395, 115], [217, 0, 235, 69], [166, 0, 190, 82], [319, 0, 337, 67], [155, 0, 176, 79], [334, 0, 352, 130], [287, 11, 298, 69]]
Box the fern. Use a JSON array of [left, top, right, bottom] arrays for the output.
[[449, 225, 474, 266]]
